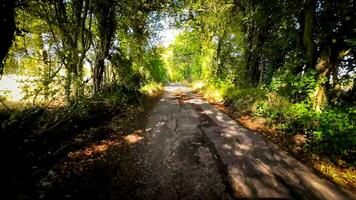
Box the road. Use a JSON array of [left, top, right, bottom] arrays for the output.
[[134, 84, 355, 200]]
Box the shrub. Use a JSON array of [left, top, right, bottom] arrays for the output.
[[255, 94, 355, 160], [283, 103, 316, 133], [255, 93, 291, 122], [191, 80, 234, 103], [310, 107, 356, 160], [140, 82, 164, 97], [224, 87, 266, 115]]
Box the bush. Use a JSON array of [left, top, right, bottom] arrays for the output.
[[255, 93, 291, 121], [225, 87, 266, 115], [255, 94, 355, 160], [140, 82, 164, 97], [283, 103, 316, 133], [191, 80, 234, 102], [310, 107, 356, 160], [191, 80, 266, 115], [270, 50, 317, 103]]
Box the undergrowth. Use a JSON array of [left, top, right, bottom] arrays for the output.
[[0, 82, 163, 199]]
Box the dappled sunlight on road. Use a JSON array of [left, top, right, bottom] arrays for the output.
[[164, 83, 355, 199], [68, 140, 120, 158], [139, 83, 235, 199], [123, 133, 144, 144]]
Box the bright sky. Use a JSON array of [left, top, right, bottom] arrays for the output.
[[159, 28, 181, 47], [148, 12, 182, 48]]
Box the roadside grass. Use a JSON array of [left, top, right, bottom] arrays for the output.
[[140, 82, 164, 98]]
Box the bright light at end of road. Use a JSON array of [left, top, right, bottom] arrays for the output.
[[159, 28, 181, 47]]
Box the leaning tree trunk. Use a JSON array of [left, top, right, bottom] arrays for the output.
[[65, 69, 73, 104], [313, 46, 331, 111], [0, 0, 16, 75]]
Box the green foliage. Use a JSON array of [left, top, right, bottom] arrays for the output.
[[140, 82, 164, 96], [311, 107, 356, 159], [20, 75, 64, 105], [255, 93, 293, 122], [225, 87, 266, 115], [284, 103, 316, 133], [254, 94, 355, 159], [269, 50, 317, 102], [143, 48, 168, 83], [163, 30, 204, 82]]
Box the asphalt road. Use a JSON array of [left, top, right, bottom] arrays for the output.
[[134, 84, 355, 200]]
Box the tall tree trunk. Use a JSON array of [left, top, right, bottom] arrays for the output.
[[302, 0, 316, 68], [0, 0, 16, 75], [215, 30, 225, 77], [350, 77, 356, 103], [75, 60, 84, 98], [247, 29, 261, 87], [93, 58, 105, 95], [91, 0, 117, 95]]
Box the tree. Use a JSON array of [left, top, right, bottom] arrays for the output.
[[92, 0, 117, 95], [0, 0, 17, 75], [37, 0, 93, 102]]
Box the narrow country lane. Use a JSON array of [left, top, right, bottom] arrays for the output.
[[134, 84, 355, 200], [135, 84, 234, 200], [3, 2, 355, 199]]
